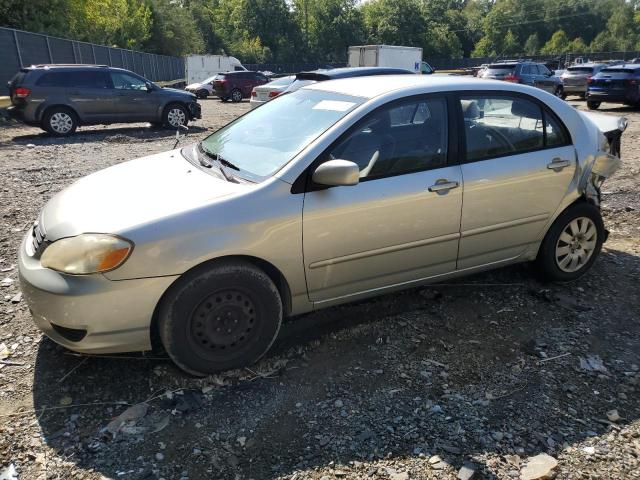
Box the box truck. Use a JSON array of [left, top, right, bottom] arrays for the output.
[[347, 45, 434, 74], [185, 55, 247, 84]]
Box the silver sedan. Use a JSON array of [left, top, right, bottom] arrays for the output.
[[19, 76, 626, 375]]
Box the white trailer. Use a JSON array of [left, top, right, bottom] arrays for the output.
[[347, 45, 433, 74], [185, 55, 247, 84]]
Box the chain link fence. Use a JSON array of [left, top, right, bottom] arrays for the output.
[[0, 27, 185, 96]]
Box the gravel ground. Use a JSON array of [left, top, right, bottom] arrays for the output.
[[0, 97, 639, 480]]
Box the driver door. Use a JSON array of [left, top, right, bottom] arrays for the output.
[[302, 96, 463, 303], [109, 71, 157, 120]]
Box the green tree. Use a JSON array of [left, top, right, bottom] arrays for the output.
[[540, 29, 570, 54], [523, 33, 540, 55], [143, 0, 204, 56]]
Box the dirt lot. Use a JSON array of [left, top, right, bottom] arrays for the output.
[[0, 97, 639, 480]]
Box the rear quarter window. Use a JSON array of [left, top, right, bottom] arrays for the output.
[[36, 72, 70, 87]]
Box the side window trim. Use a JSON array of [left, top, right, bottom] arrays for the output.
[[292, 92, 457, 194], [455, 90, 573, 164]]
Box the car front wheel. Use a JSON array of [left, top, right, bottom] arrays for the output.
[[158, 261, 283, 375], [43, 107, 78, 136], [163, 104, 188, 128], [587, 101, 601, 110], [555, 86, 564, 98], [536, 202, 604, 282]]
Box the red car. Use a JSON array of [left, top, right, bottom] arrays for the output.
[[213, 71, 270, 103]]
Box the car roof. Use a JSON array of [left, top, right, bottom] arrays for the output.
[[304, 74, 538, 99], [600, 63, 640, 70], [567, 63, 604, 68], [296, 67, 414, 81], [23, 64, 136, 75]]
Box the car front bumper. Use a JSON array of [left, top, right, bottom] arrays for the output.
[[18, 232, 178, 354], [188, 102, 201, 120]]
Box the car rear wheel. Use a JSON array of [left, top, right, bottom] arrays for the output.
[[158, 261, 283, 375], [231, 88, 243, 103], [43, 107, 78, 137], [536, 202, 604, 282], [554, 86, 564, 99], [587, 101, 601, 110], [163, 103, 188, 128]]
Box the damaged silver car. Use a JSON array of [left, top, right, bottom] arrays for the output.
[[19, 76, 626, 375]]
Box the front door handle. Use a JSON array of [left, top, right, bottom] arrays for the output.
[[428, 180, 459, 193], [547, 158, 572, 171]]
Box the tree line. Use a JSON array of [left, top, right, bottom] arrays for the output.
[[1, 0, 640, 63]]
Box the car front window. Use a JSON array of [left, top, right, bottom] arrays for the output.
[[200, 89, 364, 178]]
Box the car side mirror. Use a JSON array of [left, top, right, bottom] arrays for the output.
[[145, 82, 155, 92], [312, 160, 359, 187]]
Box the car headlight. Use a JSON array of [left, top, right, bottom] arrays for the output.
[[41, 234, 133, 275]]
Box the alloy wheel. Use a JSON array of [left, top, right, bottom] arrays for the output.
[[555, 217, 597, 273], [232, 90, 242, 102], [49, 112, 73, 134], [167, 108, 186, 127]]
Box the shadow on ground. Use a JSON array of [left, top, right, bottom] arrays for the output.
[[31, 248, 640, 479], [5, 124, 209, 146]]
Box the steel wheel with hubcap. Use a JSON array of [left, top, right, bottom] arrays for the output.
[[43, 108, 78, 136], [159, 261, 283, 375], [537, 202, 604, 281], [163, 104, 188, 128]]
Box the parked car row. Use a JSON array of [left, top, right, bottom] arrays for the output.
[[475, 59, 640, 111]]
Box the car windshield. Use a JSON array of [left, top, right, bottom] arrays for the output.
[[200, 89, 364, 178]]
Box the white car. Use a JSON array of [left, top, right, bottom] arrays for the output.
[[185, 75, 219, 99], [249, 75, 296, 109]]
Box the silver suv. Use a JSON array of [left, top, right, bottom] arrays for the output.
[[7, 64, 201, 136]]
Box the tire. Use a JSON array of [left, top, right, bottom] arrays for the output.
[[162, 103, 188, 129], [536, 202, 605, 282], [197, 89, 208, 99], [230, 88, 243, 103], [554, 86, 564, 99], [159, 261, 283, 375], [42, 107, 78, 137], [587, 101, 601, 110], [220, 97, 229, 103]]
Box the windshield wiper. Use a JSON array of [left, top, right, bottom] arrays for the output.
[[198, 144, 238, 182]]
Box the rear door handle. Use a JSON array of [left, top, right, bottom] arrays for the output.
[[428, 180, 459, 192], [547, 158, 572, 171]]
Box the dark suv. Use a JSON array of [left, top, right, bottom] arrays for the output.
[[213, 71, 270, 102], [586, 64, 640, 109], [479, 61, 563, 97], [7, 64, 201, 136]]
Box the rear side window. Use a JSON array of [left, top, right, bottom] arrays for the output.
[[36, 72, 70, 87], [460, 95, 570, 161], [567, 67, 593, 74], [37, 71, 110, 88]]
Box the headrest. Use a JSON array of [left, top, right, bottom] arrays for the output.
[[461, 100, 480, 119]]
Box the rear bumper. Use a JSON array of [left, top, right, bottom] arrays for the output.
[[18, 231, 178, 353], [587, 89, 639, 104], [249, 98, 266, 109], [563, 84, 587, 94]]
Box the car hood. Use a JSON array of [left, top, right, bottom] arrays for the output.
[[40, 148, 248, 240], [186, 83, 204, 90], [162, 87, 196, 98]]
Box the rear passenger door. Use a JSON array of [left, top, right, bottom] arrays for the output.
[[534, 65, 556, 93], [456, 93, 575, 269]]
